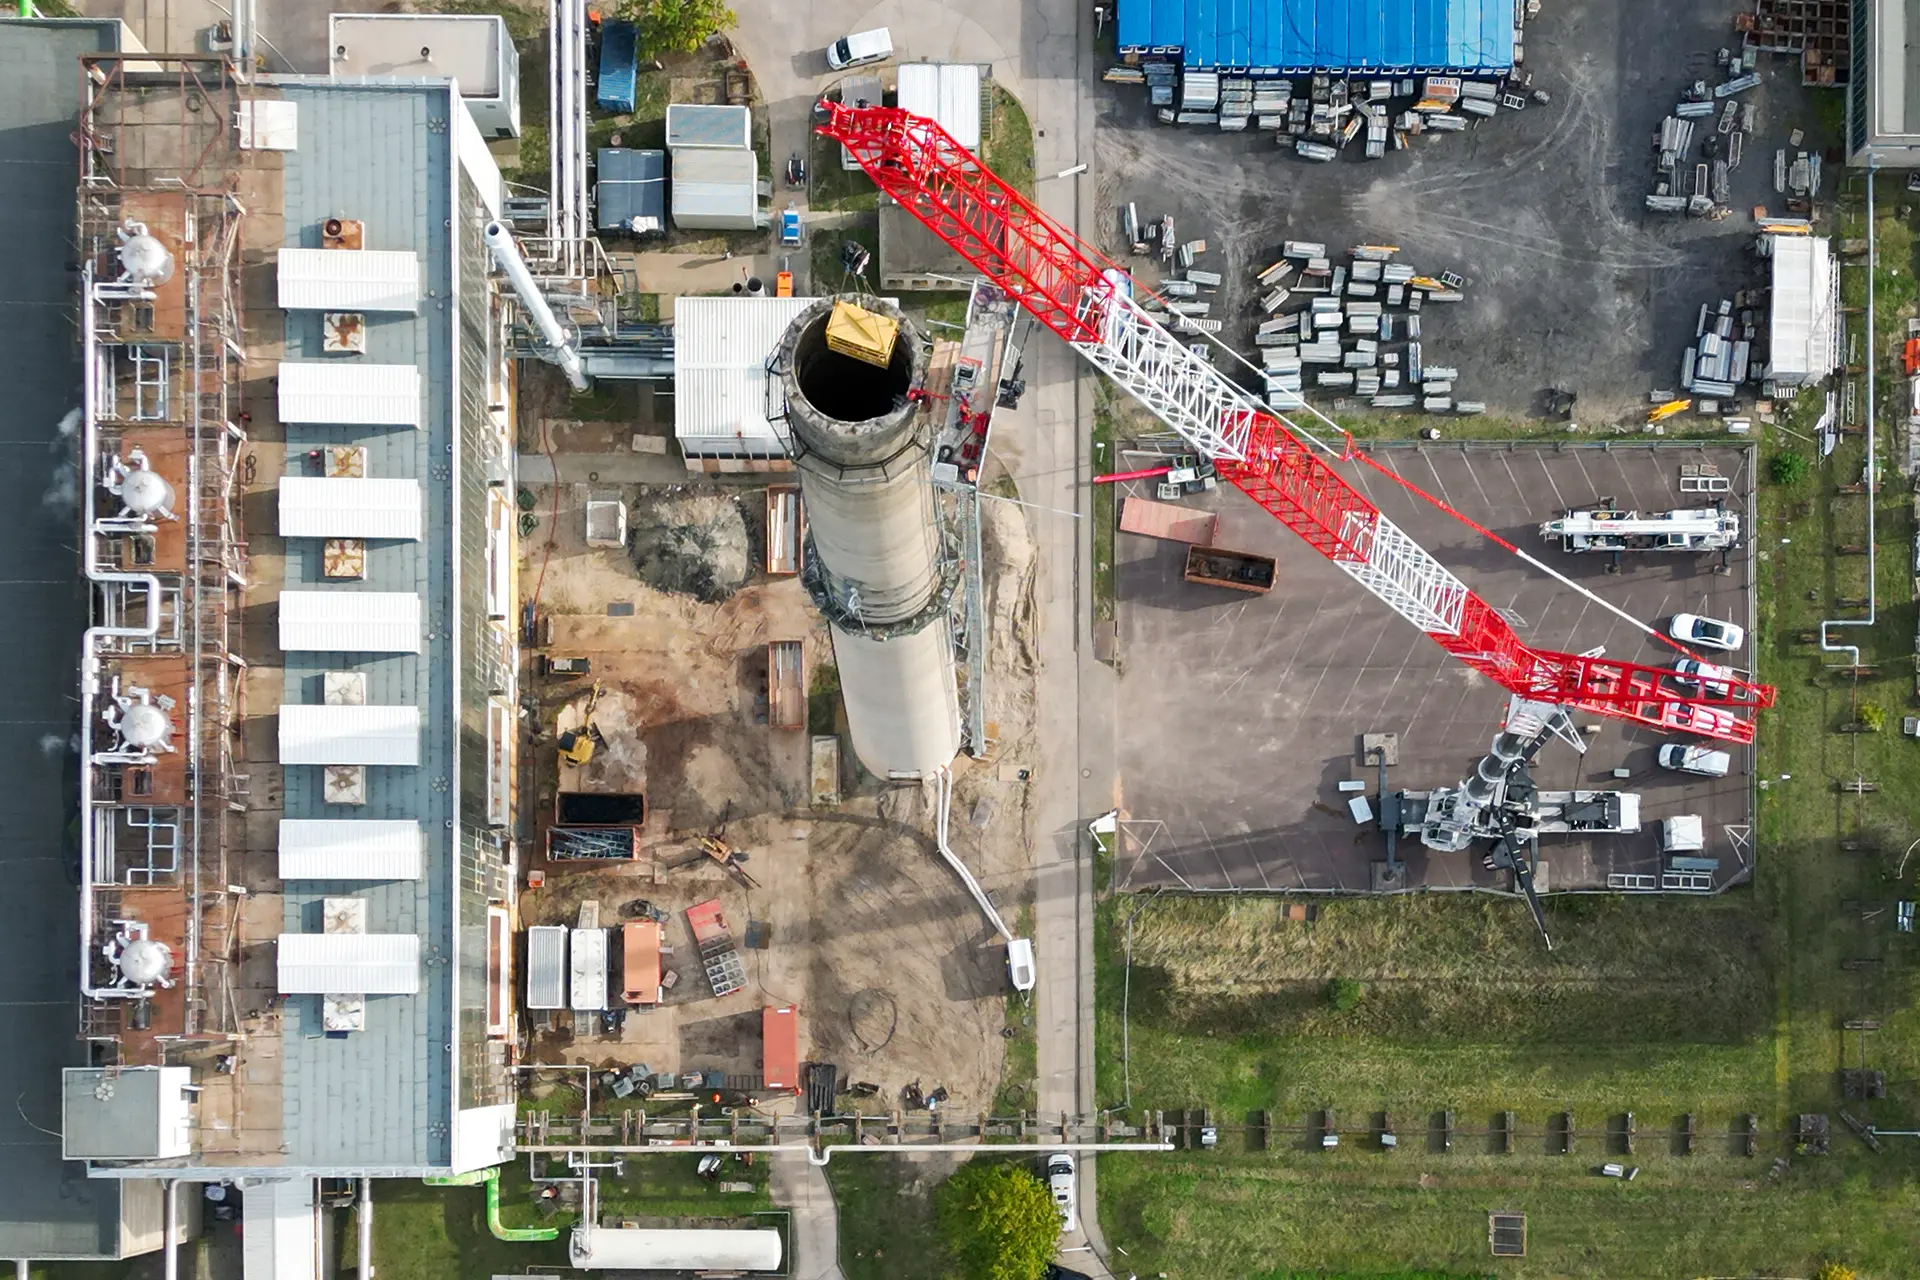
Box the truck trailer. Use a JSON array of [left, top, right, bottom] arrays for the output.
[[1540, 507, 1739, 553]]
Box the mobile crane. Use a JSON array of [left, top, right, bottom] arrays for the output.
[[818, 103, 1774, 742]]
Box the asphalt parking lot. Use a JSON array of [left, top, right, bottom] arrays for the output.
[[1113, 443, 1756, 897], [1091, 0, 1824, 421]]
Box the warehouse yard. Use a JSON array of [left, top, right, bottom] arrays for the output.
[[1094, 0, 1822, 420]]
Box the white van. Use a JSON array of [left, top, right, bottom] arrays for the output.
[[827, 28, 893, 70]]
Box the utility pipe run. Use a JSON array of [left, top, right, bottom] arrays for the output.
[[1822, 162, 1878, 664], [162, 1182, 178, 1280], [78, 264, 167, 1000], [483, 221, 588, 390], [357, 1179, 373, 1280]]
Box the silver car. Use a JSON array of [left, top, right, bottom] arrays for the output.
[[1658, 743, 1732, 777], [1046, 1151, 1076, 1234]]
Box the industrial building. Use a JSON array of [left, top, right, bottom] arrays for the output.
[[666, 103, 763, 230], [36, 30, 521, 1267], [329, 13, 522, 139], [595, 147, 667, 235], [1117, 0, 1518, 74], [1845, 0, 1919, 163]]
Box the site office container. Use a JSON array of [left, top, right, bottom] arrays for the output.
[[526, 925, 568, 1010], [622, 920, 663, 1006], [570, 927, 609, 1011], [763, 1004, 800, 1093]]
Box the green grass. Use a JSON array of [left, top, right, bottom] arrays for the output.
[[913, 291, 975, 329], [808, 661, 843, 736], [346, 1181, 568, 1280], [496, 1154, 772, 1230], [826, 1155, 946, 1280], [809, 129, 881, 213], [811, 218, 880, 293], [984, 86, 1035, 197], [993, 907, 1040, 1115], [1095, 171, 1920, 1276]]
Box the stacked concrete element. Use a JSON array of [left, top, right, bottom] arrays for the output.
[[777, 297, 961, 778]]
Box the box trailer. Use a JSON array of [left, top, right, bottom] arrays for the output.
[[557, 791, 646, 825], [622, 920, 663, 1007], [527, 925, 568, 1010], [570, 927, 609, 1011], [762, 1004, 800, 1093], [548, 826, 641, 861], [765, 486, 803, 575], [768, 640, 805, 729], [1119, 495, 1218, 545], [1184, 545, 1277, 593]]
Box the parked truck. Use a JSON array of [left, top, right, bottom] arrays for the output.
[[1184, 544, 1278, 593]]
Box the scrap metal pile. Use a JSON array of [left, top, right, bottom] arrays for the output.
[[1104, 67, 1550, 161], [1239, 241, 1481, 414], [1678, 296, 1759, 401], [1646, 48, 1763, 217]]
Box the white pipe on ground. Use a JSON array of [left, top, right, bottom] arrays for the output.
[[483, 221, 588, 390], [358, 1179, 373, 1280]]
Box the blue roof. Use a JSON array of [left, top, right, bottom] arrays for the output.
[[276, 82, 457, 1171], [1119, 0, 1515, 73]]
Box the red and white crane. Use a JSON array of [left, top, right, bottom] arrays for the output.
[[820, 104, 1773, 743]]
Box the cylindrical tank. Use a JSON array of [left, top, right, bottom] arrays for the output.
[[120, 467, 176, 517], [778, 297, 960, 778], [117, 936, 172, 986], [119, 702, 173, 749]]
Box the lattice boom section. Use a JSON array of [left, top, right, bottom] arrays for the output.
[[1080, 295, 1253, 460], [1339, 512, 1471, 636]]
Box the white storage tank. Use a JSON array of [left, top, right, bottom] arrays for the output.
[[568, 1227, 783, 1271]]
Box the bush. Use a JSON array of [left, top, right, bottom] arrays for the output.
[[1858, 701, 1888, 732], [936, 1161, 1062, 1280], [1814, 1264, 1857, 1280], [615, 0, 736, 58], [1325, 977, 1365, 1012], [1770, 449, 1810, 486]]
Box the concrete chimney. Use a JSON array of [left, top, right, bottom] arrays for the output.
[[778, 297, 960, 778]]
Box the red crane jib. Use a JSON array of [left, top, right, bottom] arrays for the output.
[[820, 104, 1773, 744]]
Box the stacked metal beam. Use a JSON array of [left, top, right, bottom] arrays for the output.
[[1679, 297, 1754, 398]]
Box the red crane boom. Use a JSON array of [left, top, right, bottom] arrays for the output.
[[819, 104, 1772, 743]]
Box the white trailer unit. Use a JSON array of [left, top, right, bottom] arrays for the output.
[[569, 926, 608, 1011], [1541, 508, 1740, 553], [526, 925, 567, 1010]]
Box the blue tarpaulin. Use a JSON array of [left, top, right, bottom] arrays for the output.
[[1119, 0, 1515, 74]]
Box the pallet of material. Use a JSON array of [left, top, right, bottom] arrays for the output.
[[1120, 495, 1218, 545], [768, 639, 804, 729], [765, 486, 803, 575]]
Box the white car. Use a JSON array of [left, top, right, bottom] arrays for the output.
[[1046, 1151, 1077, 1234], [1670, 613, 1744, 652], [1658, 743, 1732, 777], [1671, 657, 1733, 696], [826, 27, 892, 70]]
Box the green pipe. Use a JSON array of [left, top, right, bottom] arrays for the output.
[[17, 3, 37, 17], [423, 1166, 562, 1242]]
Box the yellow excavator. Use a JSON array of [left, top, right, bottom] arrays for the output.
[[557, 682, 605, 768]]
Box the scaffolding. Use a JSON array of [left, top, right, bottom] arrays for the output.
[[74, 55, 253, 1058]]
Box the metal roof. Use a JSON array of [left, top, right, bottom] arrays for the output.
[[277, 248, 422, 313], [1, 18, 129, 1254], [277, 361, 422, 426], [277, 933, 422, 994], [329, 14, 507, 97], [669, 148, 760, 229], [665, 103, 751, 149], [1116, 0, 1517, 73], [278, 705, 423, 766], [279, 476, 425, 541], [897, 64, 982, 151], [242, 1179, 320, 1280], [279, 590, 422, 652], [595, 148, 666, 233], [279, 820, 425, 880], [672, 296, 812, 454], [525, 926, 567, 1010], [61, 1067, 193, 1161]]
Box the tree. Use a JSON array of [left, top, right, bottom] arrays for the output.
[[1326, 977, 1365, 1012], [616, 0, 737, 59], [936, 1161, 1063, 1280], [1769, 448, 1809, 486]]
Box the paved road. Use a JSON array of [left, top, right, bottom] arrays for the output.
[[769, 1156, 850, 1280], [730, 0, 1113, 1274]]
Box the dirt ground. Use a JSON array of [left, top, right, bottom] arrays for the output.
[[514, 371, 1043, 1113]]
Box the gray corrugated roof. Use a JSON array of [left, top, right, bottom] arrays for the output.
[[0, 17, 127, 1258], [275, 83, 457, 1169]]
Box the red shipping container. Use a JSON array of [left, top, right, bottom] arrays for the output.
[[762, 1004, 800, 1094]]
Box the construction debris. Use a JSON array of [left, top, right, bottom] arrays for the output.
[[1678, 296, 1757, 400]]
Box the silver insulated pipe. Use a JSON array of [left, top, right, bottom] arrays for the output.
[[779, 297, 961, 778], [483, 220, 588, 390]]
